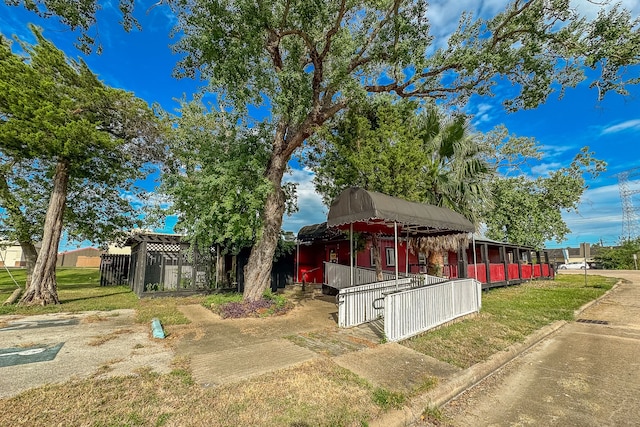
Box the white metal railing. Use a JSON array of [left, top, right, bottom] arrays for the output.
[[325, 262, 443, 290], [383, 278, 482, 342], [337, 278, 415, 327]]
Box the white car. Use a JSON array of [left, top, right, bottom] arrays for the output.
[[558, 261, 589, 270]]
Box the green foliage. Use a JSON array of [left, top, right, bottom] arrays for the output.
[[156, 99, 273, 254], [174, 1, 640, 116], [421, 405, 445, 424], [594, 238, 640, 269], [204, 290, 292, 318], [202, 291, 243, 308], [484, 147, 607, 248], [274, 231, 296, 261], [0, 26, 166, 248], [309, 95, 491, 225], [263, 288, 288, 309], [4, 0, 140, 53]]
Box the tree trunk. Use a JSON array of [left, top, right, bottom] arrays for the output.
[[18, 241, 38, 289], [20, 159, 70, 306], [242, 149, 288, 301], [371, 234, 384, 281]]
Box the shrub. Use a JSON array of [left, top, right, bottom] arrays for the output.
[[214, 292, 293, 319]]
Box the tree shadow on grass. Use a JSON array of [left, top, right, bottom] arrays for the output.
[[59, 290, 133, 304]]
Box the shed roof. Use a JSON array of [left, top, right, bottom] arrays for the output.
[[327, 188, 475, 236], [297, 222, 344, 242]]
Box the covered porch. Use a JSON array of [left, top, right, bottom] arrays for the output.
[[325, 188, 482, 341]]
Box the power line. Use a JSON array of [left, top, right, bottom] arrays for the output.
[[617, 167, 640, 240]]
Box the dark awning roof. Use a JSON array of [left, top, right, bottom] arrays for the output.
[[327, 188, 475, 237], [297, 222, 344, 242]]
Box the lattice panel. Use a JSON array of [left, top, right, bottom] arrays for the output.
[[147, 243, 181, 252]]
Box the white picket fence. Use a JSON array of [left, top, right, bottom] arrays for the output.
[[383, 278, 482, 342]]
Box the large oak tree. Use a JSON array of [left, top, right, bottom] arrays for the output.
[[9, 0, 639, 301], [0, 27, 164, 305], [169, 0, 639, 300]]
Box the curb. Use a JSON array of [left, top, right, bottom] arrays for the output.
[[573, 281, 620, 318], [371, 281, 621, 427]]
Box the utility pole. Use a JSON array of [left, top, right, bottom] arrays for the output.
[[617, 168, 640, 241]]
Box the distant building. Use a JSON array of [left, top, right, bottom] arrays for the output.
[[56, 247, 104, 267], [546, 243, 603, 267], [0, 242, 27, 267]]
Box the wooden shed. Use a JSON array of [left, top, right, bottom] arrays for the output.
[[127, 233, 212, 297]]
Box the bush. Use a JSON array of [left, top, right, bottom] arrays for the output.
[[594, 238, 640, 269], [212, 290, 293, 319]]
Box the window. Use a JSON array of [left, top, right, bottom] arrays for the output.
[[385, 247, 396, 267], [418, 252, 426, 265]]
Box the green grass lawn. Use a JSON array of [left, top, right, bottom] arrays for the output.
[[402, 274, 617, 368], [0, 267, 199, 324]]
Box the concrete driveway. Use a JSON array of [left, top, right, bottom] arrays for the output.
[[442, 270, 640, 426], [0, 310, 173, 398]]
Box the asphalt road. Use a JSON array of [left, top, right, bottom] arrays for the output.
[[441, 270, 640, 427]]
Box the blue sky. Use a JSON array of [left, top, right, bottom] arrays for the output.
[[1, 0, 640, 250]]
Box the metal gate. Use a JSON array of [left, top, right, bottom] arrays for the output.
[[99, 254, 131, 286]]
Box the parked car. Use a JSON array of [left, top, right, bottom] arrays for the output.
[[558, 261, 590, 270]]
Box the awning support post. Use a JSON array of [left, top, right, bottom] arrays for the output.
[[394, 221, 399, 290], [406, 230, 409, 275], [296, 239, 300, 283], [350, 223, 354, 288], [472, 234, 478, 281]]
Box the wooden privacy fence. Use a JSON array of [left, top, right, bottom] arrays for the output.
[[99, 254, 131, 286], [383, 278, 482, 342]]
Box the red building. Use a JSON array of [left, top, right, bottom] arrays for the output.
[[297, 188, 554, 291], [296, 222, 554, 290]]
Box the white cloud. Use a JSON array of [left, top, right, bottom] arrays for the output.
[[282, 167, 327, 233], [548, 184, 625, 247], [571, 0, 640, 20], [600, 119, 640, 135], [530, 162, 562, 176], [540, 144, 576, 157], [471, 102, 494, 125]]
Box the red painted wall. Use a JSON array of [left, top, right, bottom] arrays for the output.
[[297, 235, 554, 286]]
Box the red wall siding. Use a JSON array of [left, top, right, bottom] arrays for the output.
[[533, 264, 541, 278], [297, 235, 554, 285], [468, 264, 486, 283], [489, 264, 505, 282], [508, 264, 520, 280]]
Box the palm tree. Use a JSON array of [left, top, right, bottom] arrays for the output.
[[414, 107, 491, 274], [310, 95, 491, 276]]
